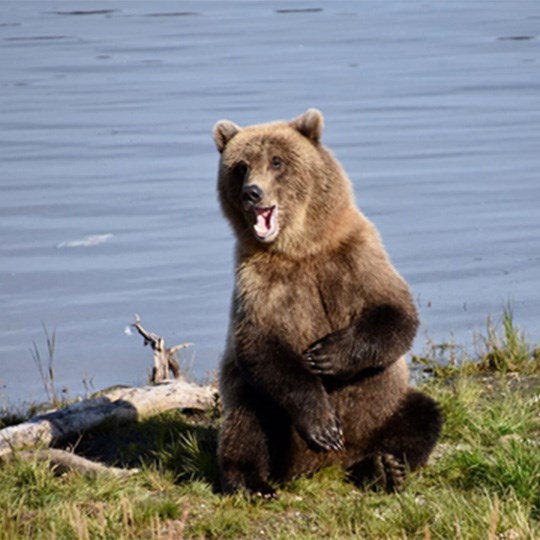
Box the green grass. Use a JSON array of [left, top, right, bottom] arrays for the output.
[[29, 325, 65, 409], [476, 306, 540, 374], [412, 305, 540, 377], [1, 311, 539, 539]]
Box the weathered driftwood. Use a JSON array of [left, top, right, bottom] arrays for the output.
[[132, 314, 193, 383], [3, 448, 139, 478], [0, 379, 216, 459]]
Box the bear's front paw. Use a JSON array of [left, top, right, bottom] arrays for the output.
[[222, 478, 278, 500], [303, 328, 352, 376], [301, 410, 344, 453], [246, 481, 278, 500]]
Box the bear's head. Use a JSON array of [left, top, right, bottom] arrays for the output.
[[213, 109, 355, 257]]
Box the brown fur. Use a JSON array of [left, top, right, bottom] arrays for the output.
[[213, 109, 442, 496]]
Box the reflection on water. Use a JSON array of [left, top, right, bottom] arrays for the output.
[[1, 1, 539, 405]]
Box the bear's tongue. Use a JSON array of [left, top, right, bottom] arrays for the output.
[[254, 206, 276, 239]]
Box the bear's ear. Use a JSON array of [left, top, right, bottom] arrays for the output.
[[289, 108, 324, 142], [212, 120, 241, 153]]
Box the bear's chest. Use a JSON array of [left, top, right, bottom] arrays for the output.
[[236, 254, 361, 351]]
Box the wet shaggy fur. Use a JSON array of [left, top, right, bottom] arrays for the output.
[[213, 109, 442, 497]]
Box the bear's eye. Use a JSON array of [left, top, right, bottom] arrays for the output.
[[234, 161, 248, 179], [271, 156, 282, 170]]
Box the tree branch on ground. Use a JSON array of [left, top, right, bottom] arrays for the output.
[[0, 379, 217, 459]]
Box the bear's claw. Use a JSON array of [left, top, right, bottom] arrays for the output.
[[306, 415, 344, 452], [373, 453, 407, 493], [303, 328, 353, 377]]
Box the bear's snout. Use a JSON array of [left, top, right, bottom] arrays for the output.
[[242, 184, 264, 207]]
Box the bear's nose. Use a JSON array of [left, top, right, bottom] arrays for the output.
[[242, 184, 264, 206]]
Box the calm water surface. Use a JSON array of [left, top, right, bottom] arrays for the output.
[[1, 1, 539, 406]]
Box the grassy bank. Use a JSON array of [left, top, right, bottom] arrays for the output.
[[1, 310, 539, 539]]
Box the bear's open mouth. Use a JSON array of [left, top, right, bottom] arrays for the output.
[[253, 205, 279, 242]]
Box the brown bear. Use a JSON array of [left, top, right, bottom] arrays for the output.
[[212, 109, 442, 497]]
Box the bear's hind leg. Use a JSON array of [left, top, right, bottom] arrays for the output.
[[350, 452, 408, 492], [218, 406, 276, 497], [349, 389, 442, 492]]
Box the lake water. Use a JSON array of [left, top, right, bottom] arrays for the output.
[[1, 1, 539, 407]]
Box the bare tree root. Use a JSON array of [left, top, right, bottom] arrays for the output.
[[132, 314, 193, 383]]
